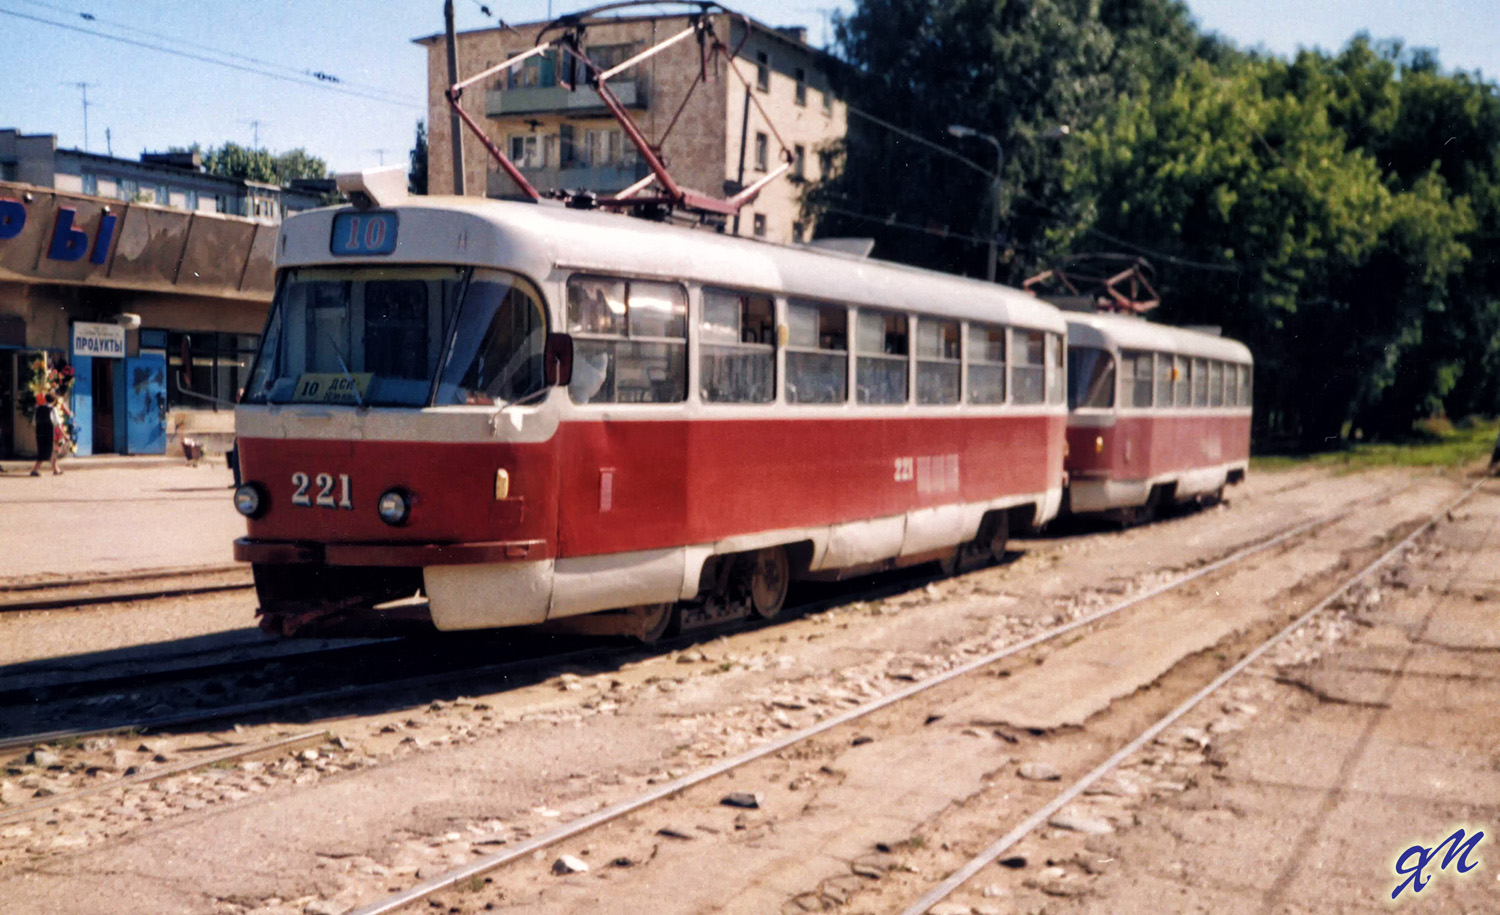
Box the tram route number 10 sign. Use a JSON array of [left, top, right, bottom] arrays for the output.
[[330, 211, 398, 256], [292, 373, 373, 404]]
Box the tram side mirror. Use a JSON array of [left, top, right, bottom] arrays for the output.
[[544, 332, 574, 387], [178, 335, 192, 391]]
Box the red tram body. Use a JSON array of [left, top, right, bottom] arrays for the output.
[[1063, 311, 1252, 522], [233, 179, 1070, 636]]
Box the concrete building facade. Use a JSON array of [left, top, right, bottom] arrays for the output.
[[416, 14, 846, 244]]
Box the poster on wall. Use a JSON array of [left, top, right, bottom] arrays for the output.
[[125, 353, 167, 455]]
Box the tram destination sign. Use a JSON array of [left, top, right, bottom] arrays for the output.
[[72, 321, 126, 358]]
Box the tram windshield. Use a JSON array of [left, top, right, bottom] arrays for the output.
[[1067, 346, 1115, 409], [243, 265, 547, 407]]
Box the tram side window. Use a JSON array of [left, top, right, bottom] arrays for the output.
[[1047, 332, 1066, 404], [1209, 361, 1225, 407], [916, 318, 960, 405], [1239, 364, 1252, 406], [566, 275, 687, 404], [1191, 357, 1209, 407], [785, 301, 847, 404], [967, 324, 1007, 404], [436, 270, 547, 405], [1154, 351, 1173, 407], [1012, 329, 1046, 405], [1067, 346, 1114, 409], [701, 288, 775, 403], [1172, 356, 1188, 407], [856, 310, 909, 405], [1123, 349, 1154, 407]]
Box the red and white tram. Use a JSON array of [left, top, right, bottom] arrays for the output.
[[1063, 311, 1252, 523], [232, 170, 1069, 637]]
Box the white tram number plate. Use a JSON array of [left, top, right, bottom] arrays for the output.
[[291, 472, 353, 510]]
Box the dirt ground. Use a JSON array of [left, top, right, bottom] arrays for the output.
[[1, 464, 1495, 915]]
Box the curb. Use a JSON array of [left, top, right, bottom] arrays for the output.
[[0, 456, 225, 473]]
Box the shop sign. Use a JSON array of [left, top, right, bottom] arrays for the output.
[[0, 198, 117, 265], [73, 321, 126, 358]]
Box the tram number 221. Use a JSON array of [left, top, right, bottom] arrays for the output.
[[291, 472, 353, 510]]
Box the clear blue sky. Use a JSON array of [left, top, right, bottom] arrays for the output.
[[2, 0, 1496, 177]]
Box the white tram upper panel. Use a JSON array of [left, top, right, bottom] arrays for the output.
[[1065, 311, 1252, 365], [276, 196, 1066, 335]]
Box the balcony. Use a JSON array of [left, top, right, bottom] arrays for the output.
[[485, 79, 646, 117], [488, 160, 652, 198]]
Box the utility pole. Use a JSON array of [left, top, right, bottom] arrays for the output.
[[65, 82, 97, 151], [444, 0, 465, 194]]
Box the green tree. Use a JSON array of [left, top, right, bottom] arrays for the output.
[[808, 0, 1205, 282], [409, 120, 428, 195], [202, 142, 327, 184]]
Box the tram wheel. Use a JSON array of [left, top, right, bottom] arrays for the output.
[[636, 602, 678, 644], [747, 546, 790, 620]]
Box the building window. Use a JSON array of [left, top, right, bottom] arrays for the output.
[[583, 128, 628, 167], [163, 330, 261, 410], [792, 221, 805, 243], [509, 135, 547, 168], [822, 87, 833, 115], [755, 51, 770, 92], [794, 67, 807, 105], [587, 43, 636, 72], [155, 184, 170, 206], [752, 213, 766, 238], [754, 132, 768, 172], [80, 172, 98, 196], [184, 189, 199, 211], [793, 145, 805, 180], [117, 178, 139, 201], [509, 50, 558, 89], [818, 150, 835, 179]]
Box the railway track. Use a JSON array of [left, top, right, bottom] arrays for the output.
[[336, 478, 1451, 915], [0, 565, 253, 614]]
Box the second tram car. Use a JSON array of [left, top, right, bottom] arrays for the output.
[[1063, 311, 1252, 523], [232, 171, 1069, 637]]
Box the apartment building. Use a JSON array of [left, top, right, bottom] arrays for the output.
[[0, 129, 327, 221], [416, 14, 846, 244]]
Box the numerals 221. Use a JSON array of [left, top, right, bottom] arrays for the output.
[[292, 472, 353, 510]]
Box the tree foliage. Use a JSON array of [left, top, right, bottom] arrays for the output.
[[808, 4, 1500, 447], [198, 142, 328, 184], [409, 120, 428, 195]]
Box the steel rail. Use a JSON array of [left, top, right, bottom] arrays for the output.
[[896, 477, 1489, 915], [344, 501, 1361, 915], [0, 580, 253, 613], [0, 564, 246, 594], [0, 729, 329, 825]]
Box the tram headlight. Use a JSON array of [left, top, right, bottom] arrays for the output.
[[376, 489, 411, 526], [233, 483, 266, 518]]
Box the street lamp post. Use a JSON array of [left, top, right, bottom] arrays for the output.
[[948, 124, 1070, 282], [947, 125, 1003, 282]]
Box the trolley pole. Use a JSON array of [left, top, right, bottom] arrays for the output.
[[444, 0, 466, 195]]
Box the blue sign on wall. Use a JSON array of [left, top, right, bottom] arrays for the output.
[[330, 211, 398, 256]]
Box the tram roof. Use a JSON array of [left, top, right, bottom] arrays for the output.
[[277, 196, 1066, 333], [1064, 310, 1252, 364]]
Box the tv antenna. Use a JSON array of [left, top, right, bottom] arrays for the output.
[[63, 82, 98, 151]]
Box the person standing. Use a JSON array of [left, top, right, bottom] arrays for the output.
[[29, 392, 55, 476]]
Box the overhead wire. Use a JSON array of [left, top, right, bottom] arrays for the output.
[[0, 4, 425, 111]]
